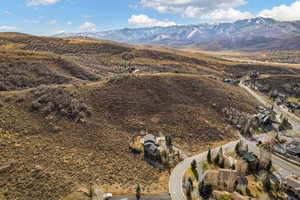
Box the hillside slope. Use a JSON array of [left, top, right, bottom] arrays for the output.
[[1, 32, 300, 91], [0, 74, 260, 200], [1, 33, 299, 200]]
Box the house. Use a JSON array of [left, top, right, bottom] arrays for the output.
[[257, 106, 267, 113], [204, 169, 238, 192], [274, 143, 287, 155], [143, 134, 161, 161], [240, 152, 258, 172], [278, 93, 287, 101], [248, 71, 260, 79], [240, 152, 257, 163], [272, 169, 289, 184], [286, 142, 300, 157], [144, 142, 161, 161], [143, 134, 156, 145], [255, 113, 273, 126], [282, 176, 300, 199], [287, 102, 300, 113]]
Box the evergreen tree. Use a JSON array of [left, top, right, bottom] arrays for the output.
[[165, 135, 172, 147], [191, 160, 199, 180], [188, 177, 194, 191], [263, 175, 272, 192], [214, 153, 220, 165], [207, 149, 212, 163], [191, 160, 197, 171], [136, 184, 141, 200], [266, 160, 272, 172], [186, 184, 192, 199], [235, 141, 240, 153], [200, 183, 213, 199], [275, 133, 279, 140], [231, 164, 236, 170], [219, 147, 223, 155], [220, 158, 225, 168]]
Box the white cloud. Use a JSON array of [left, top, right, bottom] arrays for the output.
[[26, 0, 60, 6], [0, 26, 17, 31], [67, 21, 72, 25], [138, 0, 249, 22], [258, 1, 300, 21], [78, 22, 97, 31], [128, 14, 176, 27], [54, 30, 67, 34], [4, 11, 13, 15], [197, 8, 252, 22]]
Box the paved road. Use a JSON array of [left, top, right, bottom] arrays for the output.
[[169, 81, 300, 200], [111, 194, 171, 200], [169, 140, 239, 200], [239, 82, 300, 134]]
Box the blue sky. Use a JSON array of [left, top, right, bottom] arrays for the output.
[[0, 0, 300, 35]]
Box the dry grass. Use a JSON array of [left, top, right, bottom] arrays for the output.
[[0, 73, 260, 200], [1, 32, 296, 200]]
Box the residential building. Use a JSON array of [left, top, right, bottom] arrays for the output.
[[282, 176, 300, 199], [240, 152, 258, 172], [143, 134, 161, 161], [204, 169, 238, 192], [287, 142, 300, 157]]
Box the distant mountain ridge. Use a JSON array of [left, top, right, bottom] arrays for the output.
[[55, 17, 300, 51]]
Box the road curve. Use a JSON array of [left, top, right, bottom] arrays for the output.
[[169, 141, 238, 200], [169, 81, 300, 200]]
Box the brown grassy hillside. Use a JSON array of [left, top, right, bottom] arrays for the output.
[[0, 50, 100, 91], [0, 74, 260, 200], [252, 75, 300, 97], [0, 32, 298, 200], [1, 32, 300, 89]]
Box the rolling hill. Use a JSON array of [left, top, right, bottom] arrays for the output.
[[0, 74, 260, 200], [0, 33, 300, 200]]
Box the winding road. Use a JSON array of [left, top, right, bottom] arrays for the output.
[[169, 81, 300, 200]]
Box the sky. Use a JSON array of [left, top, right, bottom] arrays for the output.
[[1, 0, 300, 35]]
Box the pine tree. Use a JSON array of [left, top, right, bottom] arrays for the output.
[[188, 177, 194, 191], [266, 160, 272, 172], [191, 160, 199, 180], [136, 184, 141, 200], [219, 147, 223, 155], [186, 184, 192, 199], [220, 158, 225, 168], [231, 164, 236, 170], [207, 149, 212, 163], [165, 135, 172, 147], [191, 159, 197, 171], [263, 175, 272, 191], [214, 153, 220, 165], [200, 183, 213, 199], [235, 141, 240, 154]]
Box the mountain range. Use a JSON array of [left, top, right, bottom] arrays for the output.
[[55, 17, 300, 51]]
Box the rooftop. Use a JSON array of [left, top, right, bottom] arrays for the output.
[[284, 176, 300, 191], [240, 152, 257, 162], [143, 134, 156, 144]]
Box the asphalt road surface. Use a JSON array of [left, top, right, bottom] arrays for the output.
[[111, 194, 171, 200]]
